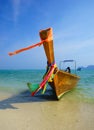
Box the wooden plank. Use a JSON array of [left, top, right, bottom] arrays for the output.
[[39, 28, 55, 65]]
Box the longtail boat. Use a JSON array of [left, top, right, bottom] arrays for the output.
[[9, 27, 80, 99]]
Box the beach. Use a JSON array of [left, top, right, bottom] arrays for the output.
[[0, 90, 94, 130], [0, 69, 94, 130]]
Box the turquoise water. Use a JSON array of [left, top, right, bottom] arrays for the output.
[[0, 69, 94, 102], [0, 70, 45, 93]]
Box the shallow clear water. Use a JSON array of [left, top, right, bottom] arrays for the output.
[[0, 69, 94, 102]]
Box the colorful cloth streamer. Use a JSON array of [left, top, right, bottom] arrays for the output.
[[31, 63, 57, 96]]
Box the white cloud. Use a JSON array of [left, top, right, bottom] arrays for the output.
[[11, 0, 34, 22], [12, 0, 21, 22], [55, 37, 94, 54]]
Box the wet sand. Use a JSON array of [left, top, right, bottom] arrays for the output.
[[0, 90, 94, 130]]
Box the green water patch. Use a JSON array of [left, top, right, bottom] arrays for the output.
[[64, 86, 94, 103]]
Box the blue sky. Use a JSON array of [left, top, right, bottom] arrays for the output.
[[0, 0, 94, 69]]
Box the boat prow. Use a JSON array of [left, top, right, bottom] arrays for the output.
[[39, 28, 80, 99]]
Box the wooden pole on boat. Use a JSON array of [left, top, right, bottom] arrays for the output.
[[39, 28, 55, 65]]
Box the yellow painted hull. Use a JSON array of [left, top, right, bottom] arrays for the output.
[[49, 70, 80, 99], [39, 27, 80, 99]]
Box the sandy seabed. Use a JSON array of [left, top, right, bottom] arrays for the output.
[[0, 90, 94, 130]]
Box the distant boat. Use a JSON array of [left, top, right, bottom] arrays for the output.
[[77, 67, 82, 71], [9, 27, 80, 100]]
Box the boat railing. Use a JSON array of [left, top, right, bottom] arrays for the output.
[[59, 60, 77, 74]]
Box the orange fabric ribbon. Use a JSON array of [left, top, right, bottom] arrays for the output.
[[8, 39, 47, 56]]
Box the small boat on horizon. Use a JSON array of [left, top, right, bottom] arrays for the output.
[[77, 67, 82, 71]]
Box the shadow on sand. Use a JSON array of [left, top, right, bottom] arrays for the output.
[[0, 89, 57, 109]]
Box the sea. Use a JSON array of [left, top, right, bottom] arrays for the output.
[[0, 69, 94, 103]]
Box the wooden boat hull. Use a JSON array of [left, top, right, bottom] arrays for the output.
[[9, 27, 80, 99], [40, 28, 80, 99], [49, 70, 80, 99]]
